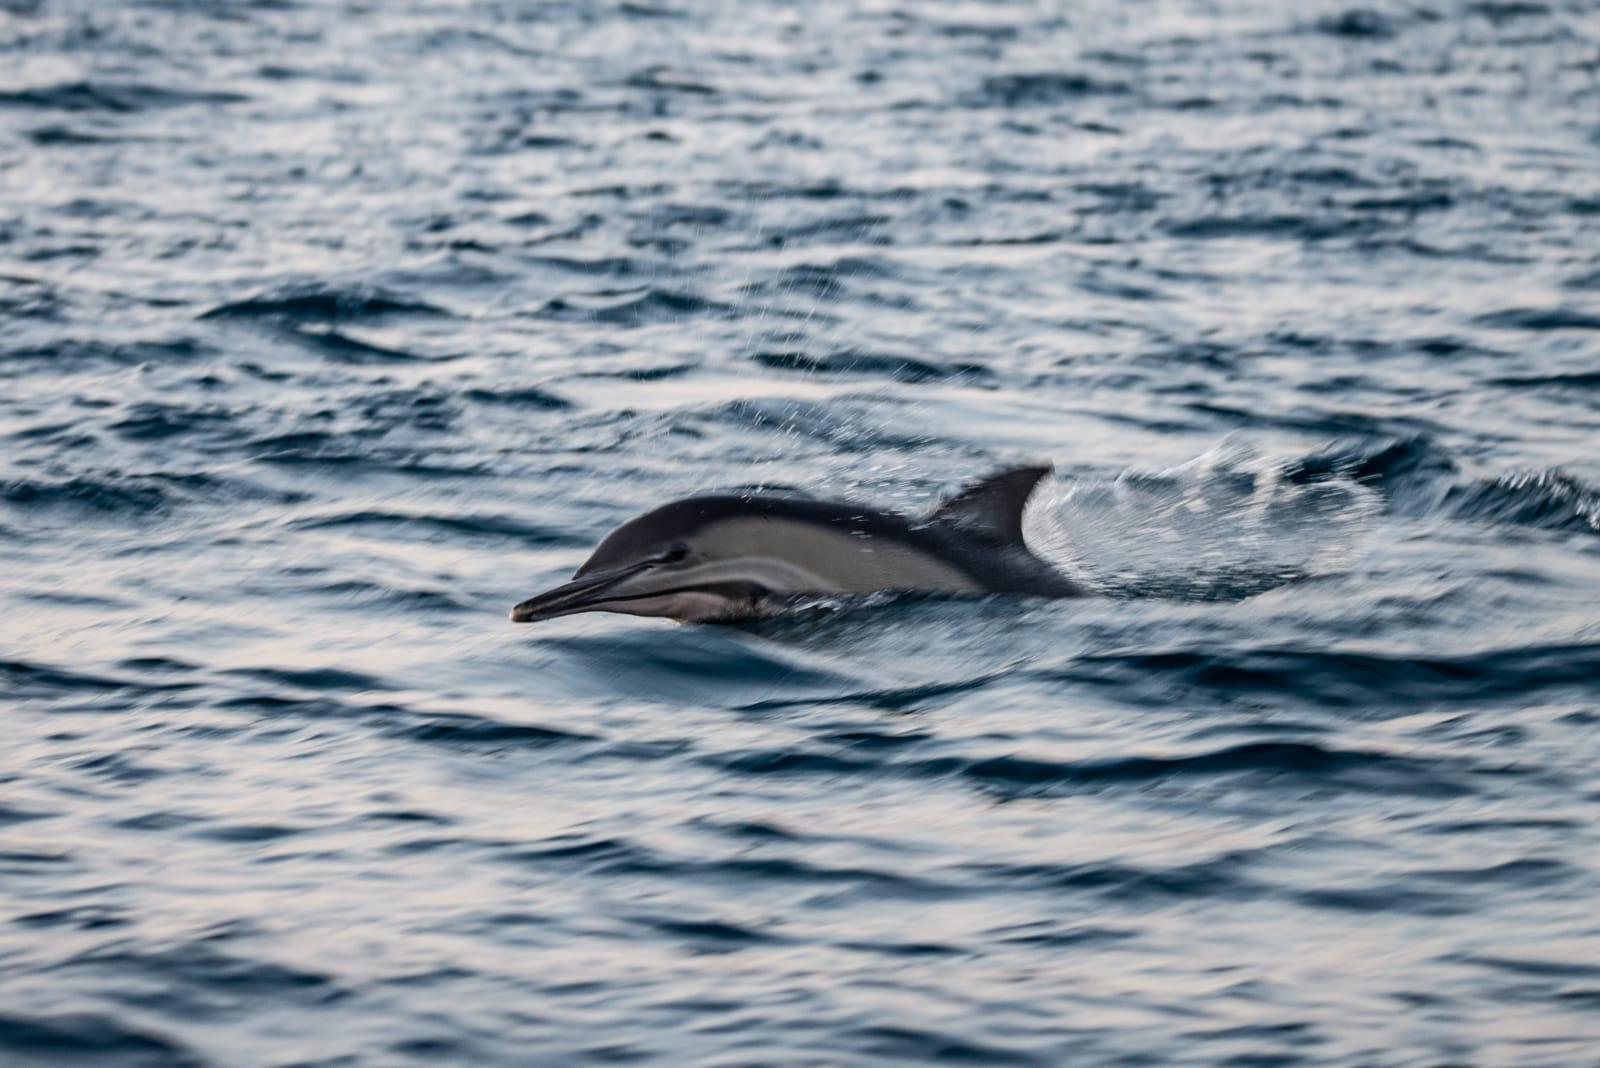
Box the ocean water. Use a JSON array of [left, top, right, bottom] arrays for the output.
[[4, 0, 1600, 1063]]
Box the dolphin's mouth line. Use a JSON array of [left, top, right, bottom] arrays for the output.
[[584, 581, 763, 608], [511, 572, 766, 623], [509, 562, 651, 622]]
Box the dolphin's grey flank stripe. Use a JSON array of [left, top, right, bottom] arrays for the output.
[[510, 465, 1083, 623]]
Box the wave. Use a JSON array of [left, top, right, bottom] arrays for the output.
[[967, 72, 1131, 107], [847, 1025, 1043, 1065], [1163, 214, 1370, 241], [1284, 434, 1458, 503], [623, 66, 718, 96], [282, 325, 438, 364], [288, 508, 582, 545], [393, 714, 595, 750], [1475, 306, 1600, 332], [1, 472, 213, 515], [0, 80, 247, 113], [1490, 370, 1600, 389], [736, 670, 1004, 713], [702, 737, 1477, 800], [243, 432, 487, 476], [224, 665, 390, 692], [1, 467, 309, 518], [1446, 469, 1600, 535], [2, 337, 208, 369], [740, 257, 894, 301], [1060, 641, 1600, 709], [0, 1012, 200, 1068], [464, 385, 573, 410], [752, 349, 990, 384], [533, 287, 730, 326], [107, 401, 234, 442], [199, 282, 446, 322], [1314, 9, 1401, 39], [958, 854, 1263, 905], [1, 657, 140, 697], [60, 940, 340, 1011], [1273, 437, 1600, 537], [295, 580, 476, 613]]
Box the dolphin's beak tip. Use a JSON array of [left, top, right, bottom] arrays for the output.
[[509, 563, 648, 626]]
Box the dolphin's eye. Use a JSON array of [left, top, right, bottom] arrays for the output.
[[659, 545, 690, 565]]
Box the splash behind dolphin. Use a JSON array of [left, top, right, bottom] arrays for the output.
[[510, 466, 1082, 623]]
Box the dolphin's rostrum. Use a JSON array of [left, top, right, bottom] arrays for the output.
[[510, 466, 1083, 623]]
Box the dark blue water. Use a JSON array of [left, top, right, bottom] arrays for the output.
[[5, 0, 1600, 1063]]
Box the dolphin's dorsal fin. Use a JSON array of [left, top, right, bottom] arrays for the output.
[[927, 465, 1052, 544]]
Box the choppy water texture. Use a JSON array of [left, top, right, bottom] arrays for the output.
[[5, 0, 1600, 1064]]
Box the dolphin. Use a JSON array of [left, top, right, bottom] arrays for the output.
[[510, 465, 1083, 624]]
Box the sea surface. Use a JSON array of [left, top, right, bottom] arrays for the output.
[[4, 0, 1600, 1064]]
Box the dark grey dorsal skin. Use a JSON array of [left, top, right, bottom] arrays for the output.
[[510, 466, 1084, 623]]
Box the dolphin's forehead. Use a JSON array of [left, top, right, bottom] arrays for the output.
[[578, 496, 783, 574], [576, 500, 710, 574]]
